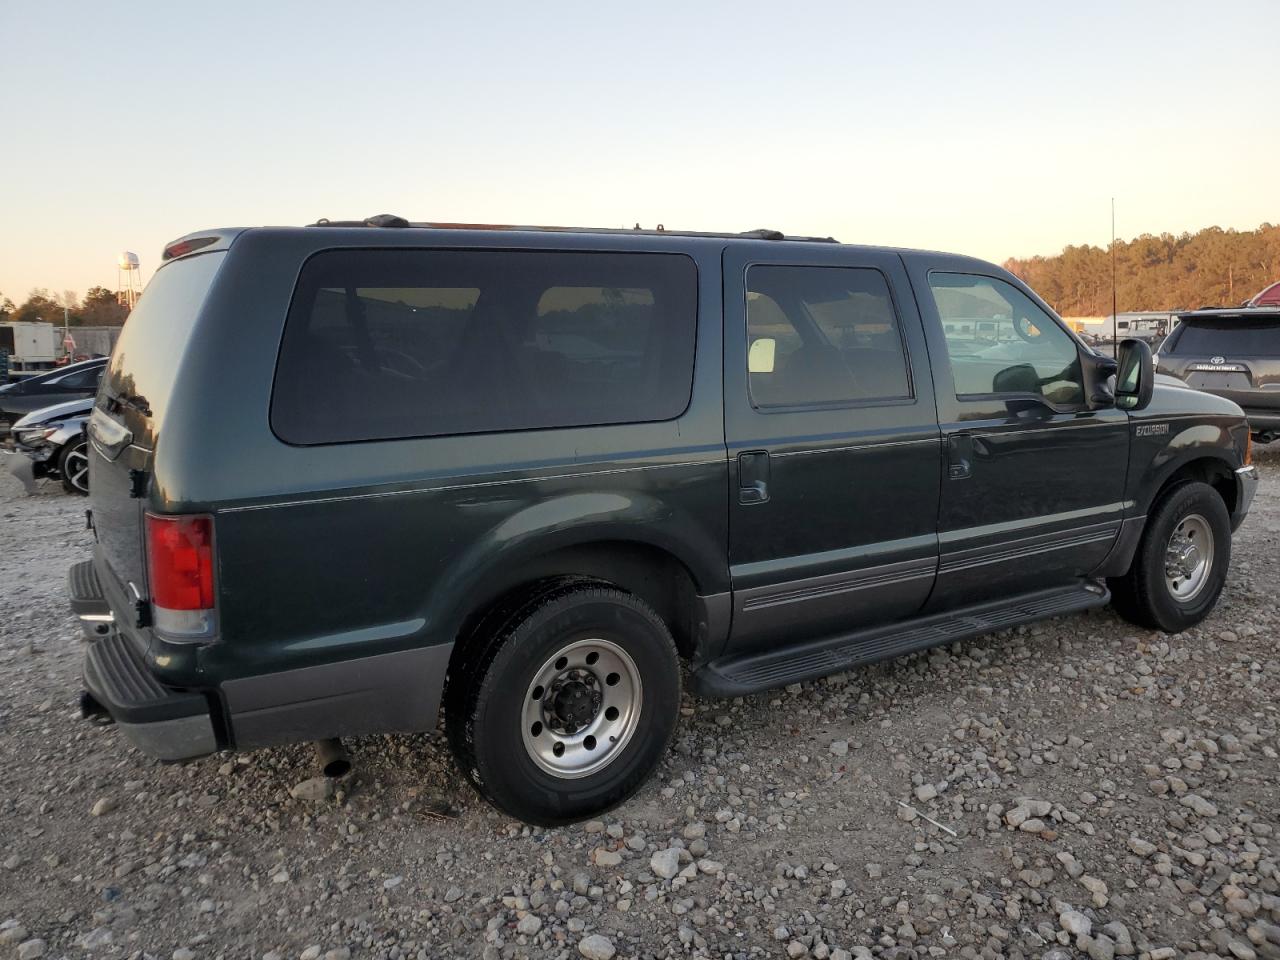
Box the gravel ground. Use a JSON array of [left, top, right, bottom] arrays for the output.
[[1, 449, 1278, 960]]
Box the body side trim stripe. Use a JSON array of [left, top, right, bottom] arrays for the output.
[[741, 557, 938, 611], [219, 458, 725, 513]]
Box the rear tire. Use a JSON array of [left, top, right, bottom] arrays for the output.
[[444, 582, 681, 826], [58, 438, 90, 496], [1109, 481, 1230, 632]]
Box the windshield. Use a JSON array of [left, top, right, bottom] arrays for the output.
[[1166, 319, 1280, 357]]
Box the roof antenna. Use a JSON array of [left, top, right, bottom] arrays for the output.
[[1110, 197, 1119, 359]]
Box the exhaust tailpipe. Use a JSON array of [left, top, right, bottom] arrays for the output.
[[314, 738, 351, 779]]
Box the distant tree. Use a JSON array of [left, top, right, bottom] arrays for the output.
[[0, 295, 14, 321], [10, 289, 64, 325], [78, 287, 129, 326], [1005, 222, 1280, 315]]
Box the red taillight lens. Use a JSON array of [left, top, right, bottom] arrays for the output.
[[146, 514, 215, 611]]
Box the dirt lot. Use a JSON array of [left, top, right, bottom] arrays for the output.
[[1, 450, 1277, 960]]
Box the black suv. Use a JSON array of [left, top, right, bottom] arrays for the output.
[[1156, 306, 1280, 443], [69, 218, 1258, 824], [0, 356, 106, 435]]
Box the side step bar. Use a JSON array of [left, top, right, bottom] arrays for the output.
[[692, 582, 1109, 697]]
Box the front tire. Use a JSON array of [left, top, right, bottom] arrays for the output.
[[1109, 481, 1231, 632], [58, 438, 90, 496], [445, 582, 680, 826]]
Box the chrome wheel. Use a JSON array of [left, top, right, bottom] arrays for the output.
[[521, 637, 643, 779], [1165, 513, 1213, 602], [63, 443, 89, 494]]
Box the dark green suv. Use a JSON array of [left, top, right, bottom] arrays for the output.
[[69, 218, 1258, 824]]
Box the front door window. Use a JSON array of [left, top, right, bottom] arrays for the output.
[[929, 273, 1083, 407]]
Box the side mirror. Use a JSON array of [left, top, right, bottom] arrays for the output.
[[1080, 346, 1119, 409], [1115, 338, 1155, 411]]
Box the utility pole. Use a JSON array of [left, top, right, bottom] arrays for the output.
[[1111, 198, 1119, 358]]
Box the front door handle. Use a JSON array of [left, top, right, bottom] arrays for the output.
[[738, 450, 770, 504], [947, 434, 974, 480]]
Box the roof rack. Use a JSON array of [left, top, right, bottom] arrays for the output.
[[308, 215, 837, 243]]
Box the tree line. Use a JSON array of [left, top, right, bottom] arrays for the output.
[[0, 287, 130, 327], [1004, 222, 1280, 317], [4, 221, 1277, 328]]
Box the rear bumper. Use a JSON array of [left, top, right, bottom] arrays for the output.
[[68, 558, 451, 762], [1241, 410, 1280, 433], [81, 632, 219, 761], [70, 560, 218, 761]]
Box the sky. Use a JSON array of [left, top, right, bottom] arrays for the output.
[[1, 0, 1277, 301]]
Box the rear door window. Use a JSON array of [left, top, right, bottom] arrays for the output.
[[271, 249, 698, 444], [745, 265, 911, 408]]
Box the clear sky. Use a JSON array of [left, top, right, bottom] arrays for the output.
[[2, 0, 1277, 300]]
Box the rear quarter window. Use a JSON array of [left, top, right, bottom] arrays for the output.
[[271, 249, 698, 444], [103, 251, 226, 429]]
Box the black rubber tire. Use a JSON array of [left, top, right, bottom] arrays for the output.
[[444, 581, 681, 826], [58, 438, 90, 496], [1109, 481, 1231, 632]]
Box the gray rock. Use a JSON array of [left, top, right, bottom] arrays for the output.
[[1060, 911, 1092, 938], [1180, 793, 1218, 817], [18, 941, 47, 960], [89, 798, 117, 817], [829, 740, 849, 757], [650, 848, 681, 880], [0, 926, 29, 946], [578, 934, 616, 960], [173, 949, 196, 960], [1126, 836, 1156, 856], [517, 914, 542, 936], [289, 778, 334, 802], [78, 927, 114, 951], [593, 848, 622, 868]]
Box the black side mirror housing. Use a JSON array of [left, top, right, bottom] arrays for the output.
[[1081, 347, 1119, 409], [1114, 338, 1155, 411]]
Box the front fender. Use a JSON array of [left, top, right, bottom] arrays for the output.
[[1129, 418, 1242, 517], [47, 422, 87, 447]]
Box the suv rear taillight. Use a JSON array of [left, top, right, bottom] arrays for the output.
[[145, 513, 216, 641]]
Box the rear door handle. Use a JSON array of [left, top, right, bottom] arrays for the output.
[[947, 434, 973, 480], [738, 450, 770, 504]]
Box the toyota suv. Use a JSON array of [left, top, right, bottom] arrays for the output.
[[68, 217, 1258, 824], [1156, 306, 1280, 443]]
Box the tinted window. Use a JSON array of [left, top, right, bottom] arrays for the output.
[[745, 265, 911, 408], [59, 366, 103, 389], [104, 252, 226, 427], [929, 273, 1083, 406], [1165, 319, 1280, 357], [272, 250, 697, 444]]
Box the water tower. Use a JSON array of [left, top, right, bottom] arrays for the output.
[[117, 251, 141, 311]]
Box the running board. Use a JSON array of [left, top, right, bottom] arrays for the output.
[[691, 582, 1109, 697]]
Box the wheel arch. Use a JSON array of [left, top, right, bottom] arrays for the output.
[[1102, 453, 1238, 579], [1142, 454, 1238, 516], [445, 537, 728, 672]]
